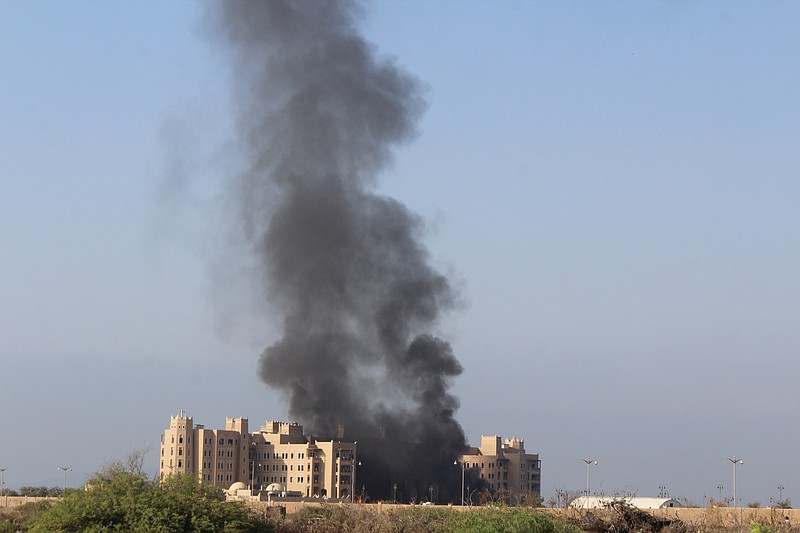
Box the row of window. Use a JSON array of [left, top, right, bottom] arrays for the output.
[[252, 475, 312, 484], [252, 463, 305, 472], [167, 434, 189, 445], [251, 451, 306, 460], [464, 460, 540, 471], [161, 459, 190, 469], [162, 447, 190, 457]]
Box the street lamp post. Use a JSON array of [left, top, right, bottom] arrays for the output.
[[580, 459, 598, 497], [351, 442, 358, 503], [726, 456, 743, 508], [353, 459, 361, 503], [57, 466, 72, 495], [0, 468, 6, 498], [250, 442, 257, 491], [454, 460, 465, 505], [778, 485, 785, 503], [717, 484, 724, 502], [250, 461, 262, 492]]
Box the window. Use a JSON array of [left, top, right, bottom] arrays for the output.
[[179, 435, 183, 444], [178, 448, 183, 456]]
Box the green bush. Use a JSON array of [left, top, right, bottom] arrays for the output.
[[750, 521, 777, 533], [276, 505, 580, 533], [24, 462, 272, 533], [431, 507, 580, 533]]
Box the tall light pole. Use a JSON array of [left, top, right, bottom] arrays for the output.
[[58, 466, 72, 495], [0, 468, 6, 498], [353, 459, 361, 503], [726, 456, 743, 507], [580, 459, 598, 496], [778, 485, 785, 503], [454, 460, 465, 505], [250, 442, 256, 491]]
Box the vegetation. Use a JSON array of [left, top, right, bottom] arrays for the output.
[[750, 521, 778, 533], [16, 487, 68, 497], [1, 455, 272, 532], [273, 505, 580, 533]]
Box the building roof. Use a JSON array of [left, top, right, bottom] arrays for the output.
[[571, 496, 683, 509]]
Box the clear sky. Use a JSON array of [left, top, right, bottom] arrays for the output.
[[1, 0, 798, 506]]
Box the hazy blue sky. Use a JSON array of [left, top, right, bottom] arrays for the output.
[[1, 0, 798, 506]]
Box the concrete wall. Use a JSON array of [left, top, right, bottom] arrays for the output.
[[0, 495, 58, 508]]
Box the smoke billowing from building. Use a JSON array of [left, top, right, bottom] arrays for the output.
[[209, 1, 465, 500]]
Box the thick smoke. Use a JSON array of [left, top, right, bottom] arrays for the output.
[[210, 1, 465, 500]]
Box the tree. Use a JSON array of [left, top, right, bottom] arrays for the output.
[[26, 456, 273, 532], [18, 486, 61, 497]]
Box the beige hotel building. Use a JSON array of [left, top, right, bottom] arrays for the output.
[[159, 410, 357, 499], [459, 435, 541, 501]]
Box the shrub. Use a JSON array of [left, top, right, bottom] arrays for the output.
[[24, 461, 272, 532]]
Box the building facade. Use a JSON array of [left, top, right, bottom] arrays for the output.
[[458, 435, 541, 502], [160, 410, 357, 499]]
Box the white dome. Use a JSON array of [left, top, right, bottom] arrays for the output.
[[229, 481, 247, 492]]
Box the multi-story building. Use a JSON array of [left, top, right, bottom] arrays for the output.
[[159, 410, 357, 499], [458, 435, 541, 502]]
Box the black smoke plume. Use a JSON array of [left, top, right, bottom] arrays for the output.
[[209, 1, 465, 501]]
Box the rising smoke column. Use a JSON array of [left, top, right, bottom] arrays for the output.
[[210, 1, 465, 497]]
